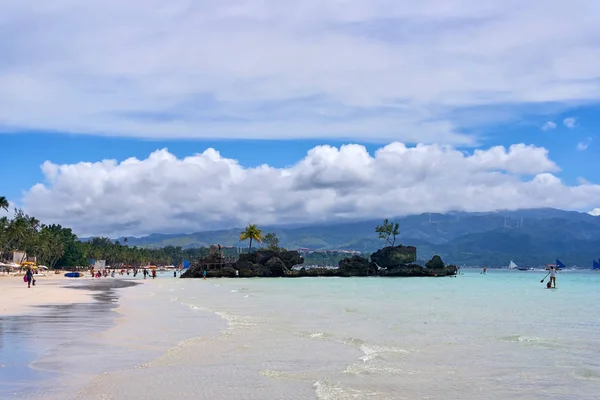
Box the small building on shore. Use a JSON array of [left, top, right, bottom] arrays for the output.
[[2, 250, 37, 265]]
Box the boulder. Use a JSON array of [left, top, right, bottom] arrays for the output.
[[382, 263, 431, 277], [338, 255, 377, 277], [425, 255, 445, 269], [370, 245, 417, 268], [265, 256, 287, 277], [278, 250, 304, 269]]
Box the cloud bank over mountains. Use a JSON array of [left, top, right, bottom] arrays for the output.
[[2, 0, 600, 143], [22, 143, 600, 237]]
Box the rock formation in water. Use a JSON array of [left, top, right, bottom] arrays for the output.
[[181, 245, 457, 278], [180, 249, 304, 278]]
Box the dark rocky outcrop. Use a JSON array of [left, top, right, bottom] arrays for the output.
[[182, 246, 457, 278], [337, 255, 377, 277], [425, 255, 445, 269], [371, 245, 417, 268], [181, 250, 304, 278]]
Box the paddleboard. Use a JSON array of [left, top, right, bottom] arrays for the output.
[[64, 272, 82, 278]]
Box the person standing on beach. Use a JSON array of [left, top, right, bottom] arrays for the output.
[[25, 268, 34, 288], [203, 269, 207, 280]]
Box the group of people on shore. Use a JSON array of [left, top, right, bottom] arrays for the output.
[[88, 266, 183, 279]]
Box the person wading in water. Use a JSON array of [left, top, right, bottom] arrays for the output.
[[546, 265, 557, 288]]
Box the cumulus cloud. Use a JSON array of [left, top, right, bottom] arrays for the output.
[[576, 137, 592, 151], [563, 117, 577, 129], [541, 121, 557, 131], [1, 1, 600, 143], [589, 208, 600, 217], [20, 142, 600, 237]]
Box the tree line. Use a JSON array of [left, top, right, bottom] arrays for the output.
[[0, 200, 286, 269], [1, 194, 400, 269]]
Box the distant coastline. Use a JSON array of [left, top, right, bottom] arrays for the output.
[[3, 206, 599, 273]]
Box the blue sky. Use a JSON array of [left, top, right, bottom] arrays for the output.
[[2, 0, 600, 236], [2, 105, 598, 202]]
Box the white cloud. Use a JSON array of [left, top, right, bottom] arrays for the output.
[[577, 177, 590, 185], [589, 208, 600, 217], [563, 117, 577, 128], [541, 121, 557, 131], [20, 142, 600, 237], [576, 137, 592, 151], [1, 1, 600, 143]]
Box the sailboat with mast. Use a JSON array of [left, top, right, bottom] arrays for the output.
[[508, 260, 533, 271]]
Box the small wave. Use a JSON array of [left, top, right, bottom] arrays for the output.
[[500, 334, 568, 350], [214, 311, 257, 330], [517, 335, 541, 343], [358, 344, 409, 362], [501, 335, 542, 343], [341, 337, 365, 347], [259, 369, 297, 380], [181, 302, 209, 312], [230, 289, 238, 293], [344, 362, 403, 375], [314, 380, 380, 400], [297, 331, 333, 340]]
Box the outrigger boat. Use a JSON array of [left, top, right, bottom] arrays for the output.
[[508, 260, 533, 271]]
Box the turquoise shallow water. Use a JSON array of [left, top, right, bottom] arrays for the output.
[[6, 270, 600, 399]]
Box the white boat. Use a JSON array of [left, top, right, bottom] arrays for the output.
[[508, 260, 533, 271]]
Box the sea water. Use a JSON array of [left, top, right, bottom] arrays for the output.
[[6, 270, 600, 399]]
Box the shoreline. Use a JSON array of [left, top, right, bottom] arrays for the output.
[[0, 274, 98, 316], [0, 276, 224, 400], [0, 277, 142, 399], [0, 273, 143, 316]]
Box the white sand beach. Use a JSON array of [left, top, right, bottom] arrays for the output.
[[0, 273, 97, 316]]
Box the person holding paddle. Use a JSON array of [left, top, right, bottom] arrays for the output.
[[545, 265, 557, 288]]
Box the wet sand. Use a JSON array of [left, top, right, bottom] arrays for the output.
[[0, 278, 139, 398], [0, 274, 99, 316]]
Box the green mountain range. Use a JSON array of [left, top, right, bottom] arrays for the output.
[[114, 208, 600, 268]]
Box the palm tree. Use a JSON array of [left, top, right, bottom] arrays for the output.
[[240, 224, 264, 253], [0, 196, 9, 212]]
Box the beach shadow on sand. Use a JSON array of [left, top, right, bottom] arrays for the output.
[[0, 279, 139, 398]]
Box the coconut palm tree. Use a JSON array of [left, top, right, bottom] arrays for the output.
[[240, 224, 264, 253], [0, 196, 9, 212]]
